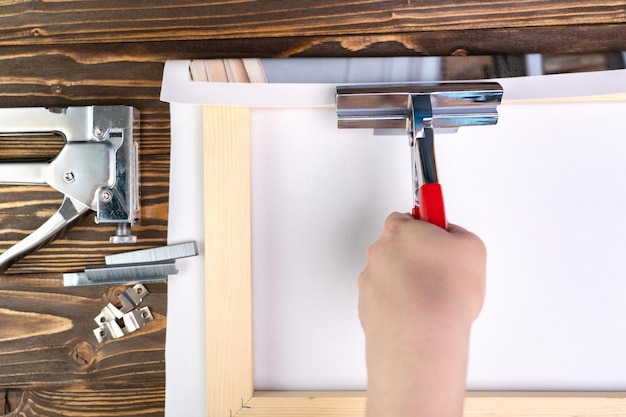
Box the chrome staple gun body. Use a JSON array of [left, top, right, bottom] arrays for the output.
[[0, 106, 140, 273]]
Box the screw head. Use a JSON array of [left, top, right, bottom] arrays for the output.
[[100, 190, 113, 202], [93, 126, 105, 138], [63, 171, 75, 183]]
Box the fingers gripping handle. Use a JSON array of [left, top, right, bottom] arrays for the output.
[[413, 183, 447, 229], [0, 196, 90, 274]]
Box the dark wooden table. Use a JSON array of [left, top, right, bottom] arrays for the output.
[[0, 1, 623, 415]]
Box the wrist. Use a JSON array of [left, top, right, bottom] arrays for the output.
[[365, 320, 472, 417]]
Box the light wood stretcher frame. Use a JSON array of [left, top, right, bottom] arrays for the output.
[[202, 103, 626, 417]]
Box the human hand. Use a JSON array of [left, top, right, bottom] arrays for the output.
[[359, 212, 486, 335], [358, 212, 487, 417]]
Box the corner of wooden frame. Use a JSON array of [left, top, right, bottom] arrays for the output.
[[201, 94, 626, 417]]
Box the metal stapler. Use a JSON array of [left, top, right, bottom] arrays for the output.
[[0, 106, 140, 273]]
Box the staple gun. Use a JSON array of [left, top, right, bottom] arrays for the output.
[[0, 106, 140, 273]]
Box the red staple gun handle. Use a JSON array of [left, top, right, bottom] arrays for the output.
[[412, 183, 447, 229]]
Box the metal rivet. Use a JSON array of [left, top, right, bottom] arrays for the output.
[[63, 171, 75, 183], [93, 126, 105, 138], [100, 190, 112, 202]]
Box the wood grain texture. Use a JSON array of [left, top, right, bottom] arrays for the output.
[[0, 45, 169, 416], [241, 392, 366, 417], [0, 275, 167, 416], [0, 0, 621, 48], [0, 276, 166, 388], [238, 391, 626, 417], [463, 393, 626, 417], [203, 106, 254, 417], [5, 383, 165, 416], [0, 47, 170, 274]]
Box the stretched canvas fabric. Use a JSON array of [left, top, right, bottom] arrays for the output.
[[163, 61, 626, 417]]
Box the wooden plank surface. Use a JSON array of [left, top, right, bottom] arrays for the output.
[[0, 275, 167, 387], [0, 46, 170, 416], [3, 382, 165, 417], [0, 1, 621, 45], [0, 1, 620, 55], [240, 391, 626, 417], [203, 106, 254, 417]]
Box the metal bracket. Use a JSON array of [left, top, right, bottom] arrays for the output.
[[118, 283, 149, 313], [94, 302, 124, 324], [93, 284, 153, 343], [122, 307, 154, 333]]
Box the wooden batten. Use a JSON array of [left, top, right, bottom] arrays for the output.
[[203, 105, 254, 417]]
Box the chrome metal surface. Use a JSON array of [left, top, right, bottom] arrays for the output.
[[109, 222, 137, 244], [92, 282, 153, 343], [336, 82, 503, 134], [122, 306, 154, 333], [105, 241, 199, 265], [63, 271, 168, 287], [64, 241, 198, 287], [0, 105, 140, 272], [336, 82, 503, 209], [94, 302, 124, 325], [93, 320, 125, 343], [412, 125, 438, 207], [118, 283, 150, 313], [93, 307, 153, 343], [84, 261, 177, 283], [0, 196, 90, 273]]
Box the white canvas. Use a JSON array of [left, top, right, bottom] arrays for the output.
[[249, 100, 626, 391], [162, 63, 626, 416]]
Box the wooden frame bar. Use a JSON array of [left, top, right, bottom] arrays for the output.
[[203, 104, 626, 417], [204, 105, 254, 416]]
